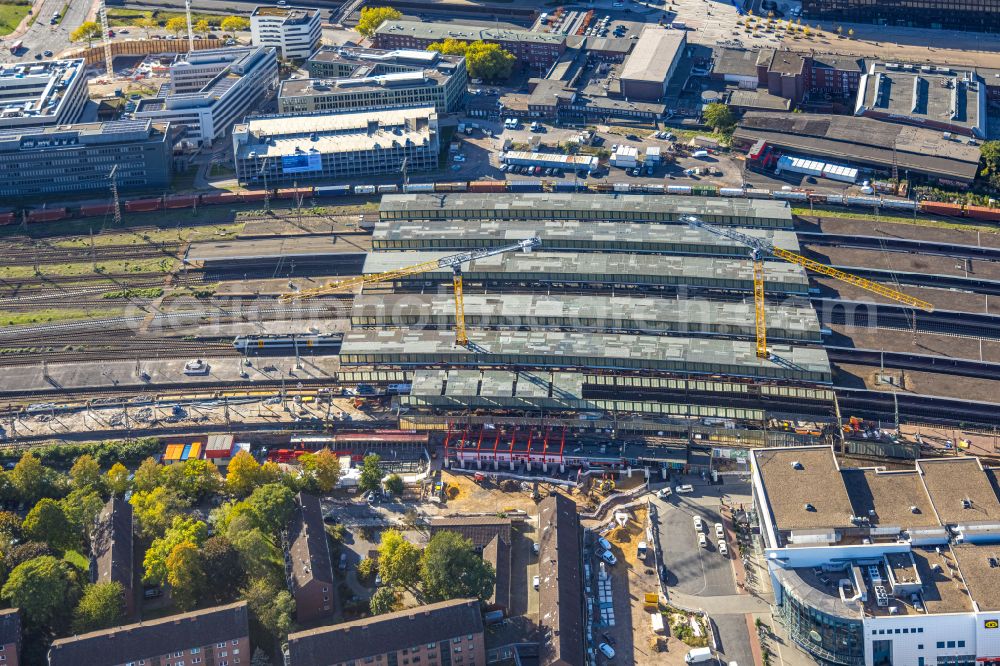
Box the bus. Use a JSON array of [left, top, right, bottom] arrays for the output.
[[10, 41, 23, 55]]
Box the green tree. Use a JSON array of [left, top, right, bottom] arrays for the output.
[[166, 541, 205, 611], [227, 517, 282, 582], [420, 531, 495, 602], [1, 556, 77, 629], [251, 648, 272, 666], [357, 556, 378, 583], [378, 529, 421, 589], [221, 16, 250, 33], [0, 511, 22, 544], [383, 474, 404, 496], [243, 577, 294, 640], [465, 41, 516, 82], [427, 37, 469, 55], [201, 536, 246, 605], [166, 16, 189, 36], [4, 542, 51, 571], [162, 459, 223, 502], [105, 462, 131, 497], [242, 483, 295, 535], [70, 21, 103, 48], [194, 18, 211, 36], [369, 586, 398, 615], [226, 450, 262, 497], [134, 16, 158, 39], [133, 457, 162, 493], [979, 141, 1000, 188], [23, 498, 75, 552], [358, 454, 384, 494], [9, 453, 48, 504], [72, 581, 124, 633], [703, 102, 737, 132], [299, 449, 341, 494], [356, 6, 402, 38], [70, 454, 103, 491], [60, 488, 104, 541], [143, 516, 208, 585], [130, 486, 188, 539]]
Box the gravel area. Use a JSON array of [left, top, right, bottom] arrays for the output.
[[796, 217, 1000, 248], [826, 324, 1000, 363], [833, 362, 1000, 400]]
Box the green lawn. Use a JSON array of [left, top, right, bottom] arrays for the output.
[[0, 1, 30, 35], [0, 307, 125, 328], [0, 257, 174, 280], [792, 206, 1000, 233], [106, 7, 230, 28]]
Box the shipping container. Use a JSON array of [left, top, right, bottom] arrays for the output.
[[434, 182, 468, 192], [613, 183, 631, 193], [164, 195, 198, 209], [124, 198, 162, 213], [666, 185, 692, 194], [241, 191, 268, 203], [963, 205, 1000, 222], [27, 207, 68, 223], [201, 191, 243, 205], [402, 183, 435, 193], [553, 182, 583, 192], [824, 194, 846, 206], [745, 188, 771, 199], [315, 185, 351, 197], [644, 184, 664, 194], [353, 185, 376, 194], [508, 180, 543, 192], [807, 193, 828, 205], [467, 180, 507, 193], [692, 186, 718, 196], [918, 201, 962, 217], [79, 203, 117, 217]]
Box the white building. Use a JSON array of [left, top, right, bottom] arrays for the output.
[[133, 47, 278, 148], [250, 6, 322, 61], [232, 106, 439, 185], [610, 144, 639, 168], [500, 151, 598, 172], [0, 59, 88, 130], [752, 445, 1000, 666]]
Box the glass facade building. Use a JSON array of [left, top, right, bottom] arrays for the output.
[[801, 0, 1000, 32], [774, 569, 865, 666]]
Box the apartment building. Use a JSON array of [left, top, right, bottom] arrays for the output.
[[287, 599, 485, 666], [0, 59, 88, 130], [91, 498, 136, 620], [281, 47, 467, 115], [233, 106, 439, 185], [48, 602, 250, 666], [0, 119, 173, 197], [285, 492, 335, 623], [133, 47, 278, 148], [250, 6, 322, 60], [374, 20, 565, 70], [0, 610, 21, 666]]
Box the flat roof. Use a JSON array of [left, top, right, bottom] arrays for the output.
[[952, 543, 1000, 612], [375, 20, 565, 45], [352, 293, 821, 338], [713, 47, 772, 78], [378, 193, 793, 228], [917, 457, 1000, 525], [0, 58, 85, 122], [735, 112, 981, 182], [841, 469, 940, 529], [188, 236, 371, 262], [372, 218, 800, 253], [251, 5, 319, 21], [620, 27, 685, 84], [362, 250, 810, 293], [729, 89, 792, 111], [339, 329, 832, 381], [911, 547, 975, 614], [755, 447, 855, 531]]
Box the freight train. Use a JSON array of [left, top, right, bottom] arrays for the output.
[[1, 181, 998, 226]]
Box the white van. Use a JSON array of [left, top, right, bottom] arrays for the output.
[[685, 647, 714, 663], [692, 150, 710, 158]]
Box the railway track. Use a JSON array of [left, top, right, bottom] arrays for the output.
[[798, 233, 1000, 262], [0, 338, 238, 366], [826, 346, 1000, 381], [0, 244, 183, 266], [813, 298, 1000, 340], [836, 388, 1000, 428]]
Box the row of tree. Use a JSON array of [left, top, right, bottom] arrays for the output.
[[70, 15, 250, 47]]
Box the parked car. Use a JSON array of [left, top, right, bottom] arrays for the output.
[[675, 484, 695, 494], [715, 522, 725, 538], [533, 575, 540, 589], [692, 515, 703, 531], [599, 642, 616, 658], [597, 537, 612, 551], [626, 133, 639, 141], [600, 549, 617, 565], [718, 540, 729, 556], [698, 533, 708, 548], [657, 487, 672, 499]]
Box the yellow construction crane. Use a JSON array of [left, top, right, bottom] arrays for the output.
[[279, 237, 542, 347], [680, 216, 934, 359]]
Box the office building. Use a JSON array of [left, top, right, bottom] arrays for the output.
[[374, 20, 566, 69], [250, 6, 322, 60], [285, 492, 335, 623], [233, 106, 439, 186], [48, 602, 250, 666], [287, 599, 485, 666], [0, 610, 20, 666], [855, 62, 987, 139], [752, 446, 1000, 666], [133, 47, 278, 148], [800, 0, 1000, 33], [619, 27, 686, 102], [0, 119, 173, 198], [0, 59, 87, 130], [281, 47, 467, 115], [90, 498, 136, 620]]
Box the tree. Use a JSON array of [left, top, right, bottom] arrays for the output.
[[383, 474, 404, 496], [228, 522, 281, 583], [23, 499, 75, 552], [358, 454, 384, 494], [201, 536, 246, 605], [420, 531, 495, 602], [226, 450, 262, 497], [836, 25, 843, 36], [356, 6, 402, 38], [299, 449, 341, 494], [357, 557, 378, 583], [243, 483, 295, 535], [134, 16, 158, 39], [70, 454, 103, 491], [402, 507, 424, 533], [427, 38, 469, 55], [703, 102, 737, 132], [1, 556, 76, 629], [143, 516, 208, 585], [133, 457, 162, 493], [0, 511, 22, 544], [377, 529, 421, 590], [70, 21, 103, 48], [162, 459, 223, 502], [221, 16, 250, 33], [370, 586, 398, 615], [194, 19, 211, 36], [60, 488, 104, 542], [979, 141, 1000, 188], [4, 542, 51, 571], [847, 27, 854, 37], [465, 41, 516, 82], [130, 486, 188, 539], [72, 581, 124, 633], [166, 16, 189, 36], [105, 462, 131, 497], [243, 577, 294, 639], [9, 453, 47, 504], [166, 541, 205, 611]]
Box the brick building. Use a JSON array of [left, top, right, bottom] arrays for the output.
[[537, 494, 584, 666], [90, 498, 136, 620], [429, 516, 512, 611], [287, 599, 486, 666], [48, 602, 250, 666], [0, 609, 21, 666], [285, 492, 335, 623]]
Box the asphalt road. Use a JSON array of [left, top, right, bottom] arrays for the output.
[[656, 492, 735, 597], [4, 0, 91, 60]]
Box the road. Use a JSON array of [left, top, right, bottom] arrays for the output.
[[1, 0, 92, 61]]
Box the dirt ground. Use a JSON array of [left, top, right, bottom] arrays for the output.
[[439, 470, 585, 513], [812, 277, 1000, 315], [833, 362, 1000, 401], [827, 324, 1000, 363], [797, 217, 1000, 248]]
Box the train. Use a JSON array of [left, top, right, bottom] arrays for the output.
[[232, 333, 342, 353], [2, 180, 998, 226]]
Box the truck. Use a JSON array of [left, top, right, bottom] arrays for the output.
[[685, 647, 714, 664], [637, 541, 648, 559]]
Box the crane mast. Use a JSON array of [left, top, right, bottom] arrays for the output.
[[98, 0, 114, 79]]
